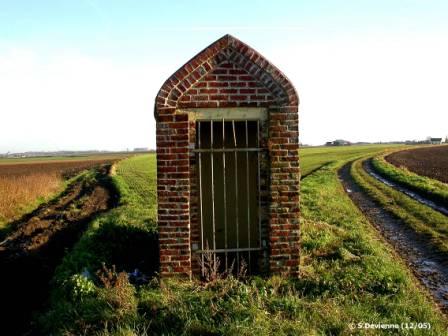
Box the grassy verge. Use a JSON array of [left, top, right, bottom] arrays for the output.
[[372, 154, 448, 205], [39, 153, 447, 335], [300, 144, 402, 177], [351, 158, 448, 255]]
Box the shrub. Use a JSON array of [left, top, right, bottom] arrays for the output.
[[67, 273, 96, 301]]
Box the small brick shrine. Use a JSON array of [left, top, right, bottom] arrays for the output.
[[154, 34, 300, 277]]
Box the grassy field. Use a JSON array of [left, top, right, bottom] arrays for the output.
[[0, 153, 131, 164], [39, 147, 448, 335], [300, 144, 402, 177], [113, 154, 157, 221]]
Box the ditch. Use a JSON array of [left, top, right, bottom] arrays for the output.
[[0, 165, 118, 335]]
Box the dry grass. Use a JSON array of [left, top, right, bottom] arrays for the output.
[[0, 172, 62, 223], [0, 157, 129, 227]]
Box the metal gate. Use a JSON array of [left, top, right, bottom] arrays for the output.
[[194, 119, 262, 274]]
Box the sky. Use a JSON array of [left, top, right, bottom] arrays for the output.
[[0, 0, 447, 153]]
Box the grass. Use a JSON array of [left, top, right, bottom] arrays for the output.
[[371, 154, 448, 205], [300, 144, 402, 177], [113, 154, 157, 221], [38, 150, 448, 335], [351, 157, 448, 255], [0, 171, 63, 231], [0, 155, 130, 233]]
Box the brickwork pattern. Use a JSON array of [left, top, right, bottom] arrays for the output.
[[178, 61, 275, 108], [155, 34, 299, 277]]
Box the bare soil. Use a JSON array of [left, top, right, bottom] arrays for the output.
[[0, 158, 123, 179], [339, 162, 448, 314], [0, 165, 118, 335], [386, 146, 448, 183]]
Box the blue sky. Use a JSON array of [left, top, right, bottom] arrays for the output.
[[1, 0, 447, 152]]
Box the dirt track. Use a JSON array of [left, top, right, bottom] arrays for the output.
[[339, 162, 448, 314], [0, 165, 117, 335]]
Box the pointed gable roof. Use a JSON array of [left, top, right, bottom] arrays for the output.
[[155, 34, 298, 116]]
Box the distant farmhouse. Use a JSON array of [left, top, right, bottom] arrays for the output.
[[429, 138, 443, 145], [326, 139, 351, 146], [133, 147, 149, 152]]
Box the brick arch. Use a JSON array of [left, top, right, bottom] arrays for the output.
[[155, 34, 298, 117]]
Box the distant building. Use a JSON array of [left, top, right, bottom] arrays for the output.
[[430, 138, 442, 145], [326, 139, 351, 146], [133, 147, 149, 152]]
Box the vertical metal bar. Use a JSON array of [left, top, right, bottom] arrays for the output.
[[222, 119, 228, 270], [245, 121, 251, 271], [211, 120, 216, 266], [232, 120, 239, 271], [257, 120, 262, 250], [198, 122, 204, 276]]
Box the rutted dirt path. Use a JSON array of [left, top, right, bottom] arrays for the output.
[[338, 162, 448, 313], [0, 165, 118, 335]]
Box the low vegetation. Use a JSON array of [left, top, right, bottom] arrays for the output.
[[0, 156, 129, 233], [351, 158, 448, 255], [372, 154, 448, 205], [386, 145, 448, 183], [39, 150, 448, 335], [0, 171, 62, 229], [300, 144, 402, 177]]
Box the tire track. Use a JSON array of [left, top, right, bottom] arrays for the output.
[[339, 162, 448, 313], [366, 159, 448, 216]]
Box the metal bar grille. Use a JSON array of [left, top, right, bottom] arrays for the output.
[[222, 118, 228, 270], [233, 120, 240, 271], [245, 120, 251, 268], [257, 120, 262, 249], [193, 148, 262, 153], [196, 119, 263, 274], [210, 120, 216, 267], [198, 122, 204, 276]]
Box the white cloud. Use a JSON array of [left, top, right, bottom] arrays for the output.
[[0, 49, 168, 152], [1, 32, 447, 153], [266, 33, 448, 144]]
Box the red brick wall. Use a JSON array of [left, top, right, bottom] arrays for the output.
[[268, 107, 300, 274], [178, 61, 275, 108], [156, 109, 191, 275], [155, 34, 299, 277]]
